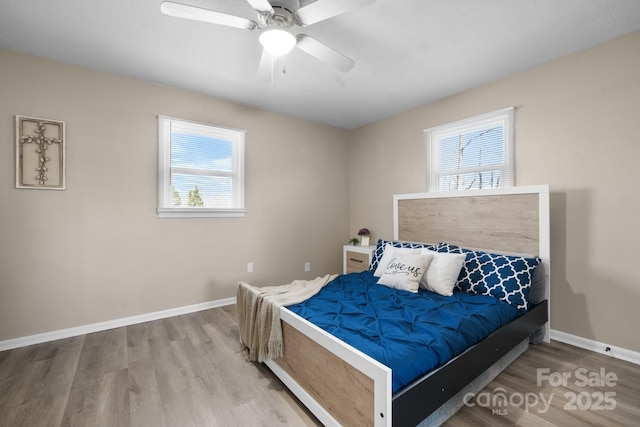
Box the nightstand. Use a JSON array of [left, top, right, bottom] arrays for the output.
[[343, 245, 375, 274]]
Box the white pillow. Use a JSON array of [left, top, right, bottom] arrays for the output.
[[377, 252, 434, 293], [373, 244, 422, 277], [419, 249, 466, 296]]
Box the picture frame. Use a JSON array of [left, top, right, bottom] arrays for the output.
[[15, 115, 66, 190]]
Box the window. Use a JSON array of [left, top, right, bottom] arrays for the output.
[[426, 108, 514, 192], [157, 116, 245, 218]]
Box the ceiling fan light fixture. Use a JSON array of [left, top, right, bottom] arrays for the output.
[[259, 28, 296, 56]]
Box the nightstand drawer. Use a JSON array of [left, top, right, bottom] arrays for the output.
[[346, 250, 369, 273]]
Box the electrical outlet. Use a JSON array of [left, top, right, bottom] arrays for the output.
[[247, 262, 253, 273], [304, 262, 311, 272]]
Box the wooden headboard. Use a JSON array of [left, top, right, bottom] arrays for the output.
[[393, 185, 551, 341]]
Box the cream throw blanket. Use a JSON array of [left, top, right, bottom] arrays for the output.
[[237, 274, 337, 362]]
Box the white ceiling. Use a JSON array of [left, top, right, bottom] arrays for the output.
[[2, 0, 640, 129]]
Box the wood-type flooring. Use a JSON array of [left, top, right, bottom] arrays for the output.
[[0, 304, 638, 426]]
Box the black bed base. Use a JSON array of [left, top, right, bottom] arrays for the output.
[[392, 300, 549, 427]]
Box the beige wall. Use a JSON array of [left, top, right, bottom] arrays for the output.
[[349, 31, 640, 353], [0, 48, 350, 341]]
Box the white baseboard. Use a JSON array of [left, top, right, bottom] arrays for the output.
[[550, 329, 640, 366], [0, 297, 237, 352]]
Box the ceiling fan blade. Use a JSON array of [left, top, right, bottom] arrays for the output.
[[256, 48, 277, 83], [295, 0, 375, 26], [245, 0, 274, 13], [160, 1, 257, 30], [295, 34, 355, 72]]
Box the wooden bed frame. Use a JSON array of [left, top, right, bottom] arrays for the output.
[[265, 185, 550, 426]]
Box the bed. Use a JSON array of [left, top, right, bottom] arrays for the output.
[[263, 185, 550, 426]]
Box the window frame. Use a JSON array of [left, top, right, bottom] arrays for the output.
[[157, 115, 246, 218], [425, 107, 515, 192]]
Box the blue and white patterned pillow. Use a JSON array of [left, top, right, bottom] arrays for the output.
[[436, 242, 463, 254], [369, 239, 437, 272], [437, 243, 540, 311]]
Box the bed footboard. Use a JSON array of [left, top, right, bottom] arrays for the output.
[[265, 308, 392, 427], [266, 301, 548, 427]]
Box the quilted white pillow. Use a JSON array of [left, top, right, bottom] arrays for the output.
[[419, 249, 466, 296], [373, 244, 422, 277], [377, 252, 434, 293]]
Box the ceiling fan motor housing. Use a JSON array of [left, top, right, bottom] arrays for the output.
[[259, 0, 300, 28]]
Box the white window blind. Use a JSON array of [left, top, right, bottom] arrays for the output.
[[426, 108, 514, 192], [157, 116, 245, 218]]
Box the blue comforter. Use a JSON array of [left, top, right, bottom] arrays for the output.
[[287, 271, 521, 393]]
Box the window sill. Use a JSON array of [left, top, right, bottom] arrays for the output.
[[157, 208, 246, 218]]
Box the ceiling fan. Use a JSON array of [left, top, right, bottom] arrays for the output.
[[160, 0, 374, 82]]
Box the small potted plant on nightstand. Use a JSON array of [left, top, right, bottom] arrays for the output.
[[358, 228, 371, 247], [348, 237, 360, 246]]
